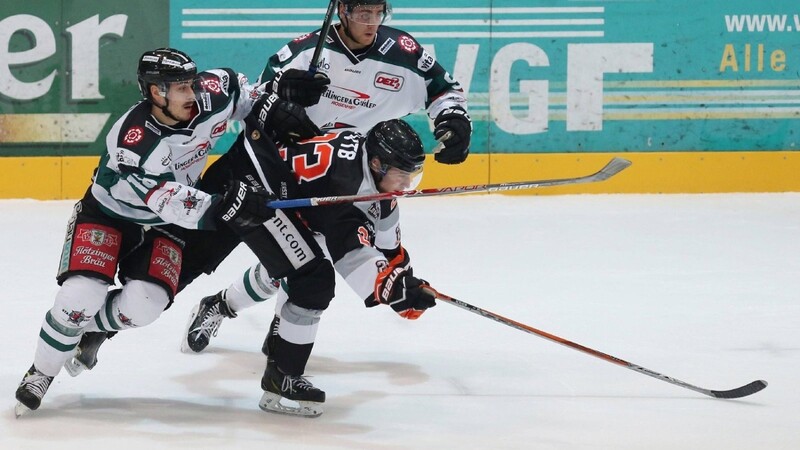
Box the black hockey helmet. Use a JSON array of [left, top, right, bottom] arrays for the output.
[[136, 48, 197, 101], [365, 119, 425, 174]]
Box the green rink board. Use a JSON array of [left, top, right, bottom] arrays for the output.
[[1, 0, 799, 157]]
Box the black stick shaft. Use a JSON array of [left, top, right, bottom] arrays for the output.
[[310, 0, 339, 72]]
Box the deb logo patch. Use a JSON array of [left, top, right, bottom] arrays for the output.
[[374, 72, 404, 92]]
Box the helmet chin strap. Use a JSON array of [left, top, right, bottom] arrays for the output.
[[155, 86, 181, 122], [339, 16, 357, 43]]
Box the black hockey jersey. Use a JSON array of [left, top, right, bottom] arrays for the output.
[[258, 129, 403, 301]]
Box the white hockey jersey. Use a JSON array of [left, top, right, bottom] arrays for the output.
[[257, 24, 467, 134], [91, 69, 261, 230]]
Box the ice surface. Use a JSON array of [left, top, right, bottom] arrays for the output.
[[2, 194, 797, 449]]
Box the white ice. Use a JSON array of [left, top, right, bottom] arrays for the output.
[[1, 194, 798, 450]]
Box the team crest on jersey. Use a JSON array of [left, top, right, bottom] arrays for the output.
[[211, 121, 227, 138], [398, 35, 418, 53], [62, 308, 89, 326], [181, 193, 201, 211], [374, 72, 404, 92], [122, 126, 144, 146], [78, 228, 119, 247], [199, 77, 222, 94]]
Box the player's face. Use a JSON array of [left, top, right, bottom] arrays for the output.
[[342, 5, 384, 47], [162, 80, 197, 122], [376, 165, 423, 192]]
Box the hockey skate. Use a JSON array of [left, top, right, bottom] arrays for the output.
[[261, 314, 280, 357], [258, 361, 325, 418], [15, 365, 54, 417], [181, 291, 237, 353], [64, 331, 113, 377]]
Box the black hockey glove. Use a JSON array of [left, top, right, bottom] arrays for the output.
[[217, 180, 276, 229], [433, 106, 472, 164], [253, 92, 322, 145], [269, 69, 330, 107], [370, 248, 436, 320]]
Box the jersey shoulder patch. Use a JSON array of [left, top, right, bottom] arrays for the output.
[[194, 69, 238, 117], [371, 26, 433, 73], [115, 102, 162, 154], [284, 29, 323, 57]]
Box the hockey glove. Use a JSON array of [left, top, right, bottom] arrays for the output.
[[269, 69, 330, 107], [253, 92, 322, 144], [433, 106, 472, 164], [371, 249, 436, 320], [217, 180, 276, 229]]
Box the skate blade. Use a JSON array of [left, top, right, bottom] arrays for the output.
[[180, 304, 201, 354], [258, 391, 323, 418], [64, 357, 87, 377], [14, 402, 32, 418]]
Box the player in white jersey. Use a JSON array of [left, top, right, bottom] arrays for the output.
[[182, 0, 471, 359], [13, 48, 319, 416]]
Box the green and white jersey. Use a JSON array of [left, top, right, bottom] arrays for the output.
[[258, 25, 467, 133], [91, 69, 260, 230]]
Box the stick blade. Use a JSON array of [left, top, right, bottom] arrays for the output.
[[593, 157, 632, 181], [710, 380, 768, 399]]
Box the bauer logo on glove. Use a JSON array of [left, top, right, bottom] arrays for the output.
[[374, 264, 436, 320]]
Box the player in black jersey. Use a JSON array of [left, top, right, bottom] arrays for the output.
[[229, 118, 438, 417]]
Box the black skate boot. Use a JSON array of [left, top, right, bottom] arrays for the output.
[[261, 314, 280, 357], [258, 361, 325, 417], [181, 291, 237, 353], [64, 331, 115, 377], [15, 365, 54, 417]]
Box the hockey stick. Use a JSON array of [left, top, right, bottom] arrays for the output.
[[309, 0, 339, 73], [268, 157, 632, 209], [430, 289, 767, 399]]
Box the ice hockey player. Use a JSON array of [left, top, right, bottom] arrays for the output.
[[13, 47, 319, 416], [221, 118, 438, 416], [182, 0, 470, 357]]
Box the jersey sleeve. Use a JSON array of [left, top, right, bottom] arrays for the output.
[[378, 28, 469, 119], [256, 32, 320, 84], [404, 35, 469, 118], [327, 200, 403, 303], [327, 212, 388, 303], [200, 68, 262, 122], [101, 143, 220, 231]]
